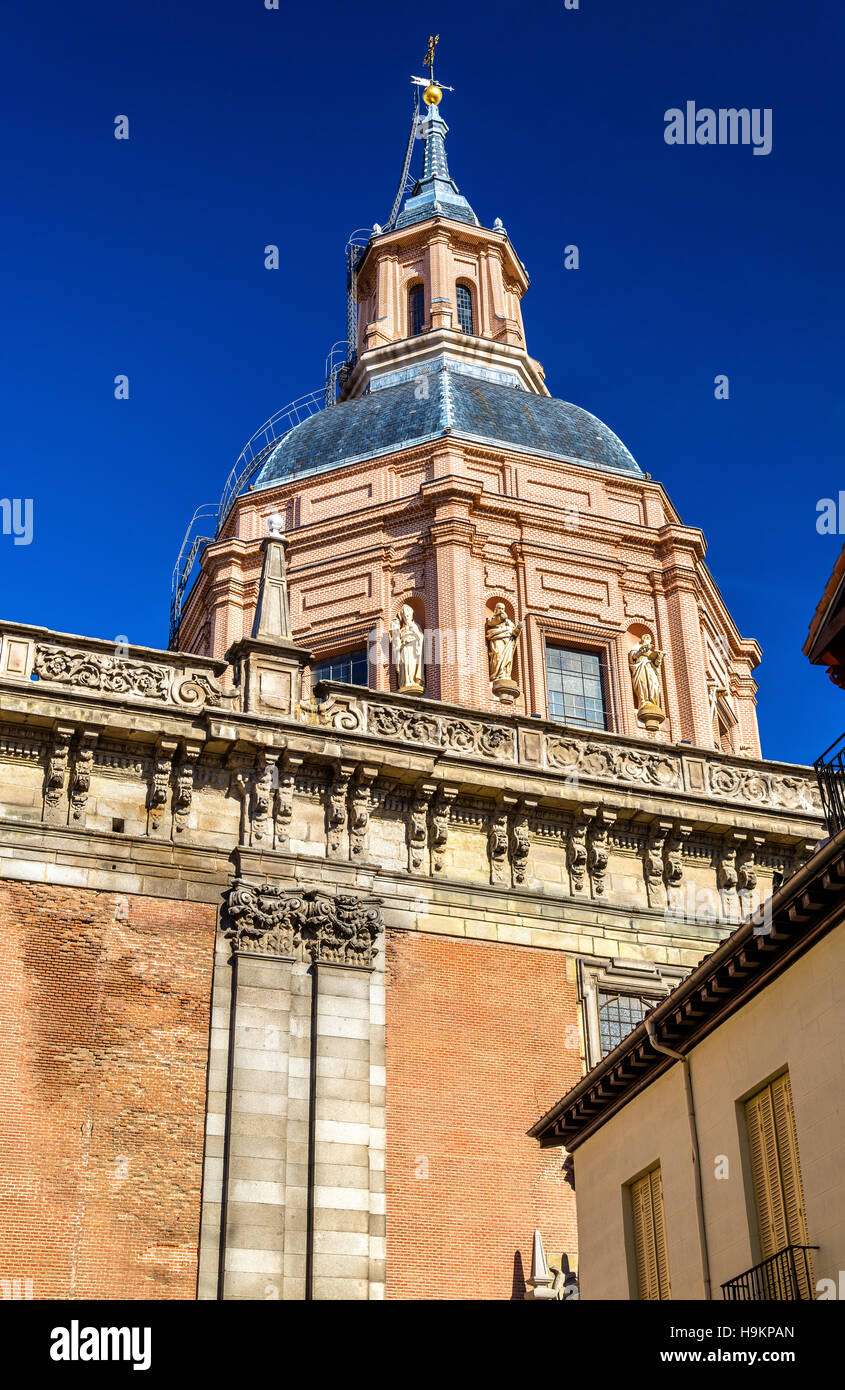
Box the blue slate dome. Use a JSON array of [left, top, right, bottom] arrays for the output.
[[253, 365, 640, 491]]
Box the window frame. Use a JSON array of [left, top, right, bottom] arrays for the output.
[[455, 282, 475, 335], [408, 283, 425, 337], [310, 647, 370, 689], [577, 956, 689, 1068], [544, 640, 610, 733]]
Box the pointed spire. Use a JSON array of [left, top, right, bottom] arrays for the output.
[[395, 95, 479, 230]]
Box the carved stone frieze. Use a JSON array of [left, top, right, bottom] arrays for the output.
[[317, 695, 515, 762], [309, 689, 822, 821], [223, 882, 382, 967], [547, 736, 681, 792], [33, 643, 235, 711], [707, 762, 821, 814]]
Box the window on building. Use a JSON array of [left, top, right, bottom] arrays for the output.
[[546, 645, 607, 730], [598, 991, 652, 1057], [311, 649, 369, 687], [630, 1166, 671, 1300], [744, 1072, 812, 1294], [456, 283, 474, 334], [578, 958, 688, 1069], [409, 285, 425, 337]]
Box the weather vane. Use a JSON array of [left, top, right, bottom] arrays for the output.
[[412, 34, 454, 107]]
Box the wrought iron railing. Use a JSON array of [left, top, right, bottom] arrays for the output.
[[814, 732, 845, 834], [721, 1244, 818, 1301]]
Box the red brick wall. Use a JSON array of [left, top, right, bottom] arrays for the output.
[[385, 929, 581, 1300], [0, 881, 216, 1300]]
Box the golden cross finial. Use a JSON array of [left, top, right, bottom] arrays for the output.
[[424, 34, 439, 81]]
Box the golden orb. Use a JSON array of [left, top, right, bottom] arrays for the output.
[[423, 83, 442, 106]]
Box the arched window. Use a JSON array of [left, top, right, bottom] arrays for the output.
[[409, 284, 425, 336], [456, 284, 474, 335]]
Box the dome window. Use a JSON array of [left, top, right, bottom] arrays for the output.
[[456, 284, 474, 335], [409, 285, 425, 337]]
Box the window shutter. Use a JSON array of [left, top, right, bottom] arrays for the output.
[[650, 1165, 671, 1300], [631, 1167, 670, 1300], [770, 1072, 812, 1296], [745, 1086, 788, 1260]]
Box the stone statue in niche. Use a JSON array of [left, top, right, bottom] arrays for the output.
[[485, 602, 523, 703], [628, 633, 666, 731], [392, 604, 425, 694]]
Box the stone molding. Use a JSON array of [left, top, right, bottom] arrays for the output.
[[223, 881, 382, 967], [312, 684, 821, 818], [34, 643, 234, 711]]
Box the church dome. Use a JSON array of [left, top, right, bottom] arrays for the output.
[[253, 363, 640, 491]]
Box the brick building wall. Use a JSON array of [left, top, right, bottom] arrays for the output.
[[384, 930, 582, 1300], [0, 882, 216, 1299]]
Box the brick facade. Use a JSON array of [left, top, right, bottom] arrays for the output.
[[385, 930, 581, 1299], [0, 882, 215, 1299]]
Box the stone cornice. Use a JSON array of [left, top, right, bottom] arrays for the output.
[[0, 625, 823, 844]]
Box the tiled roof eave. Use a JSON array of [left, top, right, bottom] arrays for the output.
[[253, 427, 641, 491], [529, 824, 845, 1151]]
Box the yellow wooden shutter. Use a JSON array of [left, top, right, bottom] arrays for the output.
[[770, 1072, 812, 1296], [631, 1167, 670, 1300], [631, 1173, 657, 1299], [745, 1085, 788, 1260], [770, 1073, 809, 1246], [650, 1165, 671, 1300]]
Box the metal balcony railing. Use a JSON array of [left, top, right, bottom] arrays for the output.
[[721, 1244, 818, 1301], [815, 732, 845, 834]]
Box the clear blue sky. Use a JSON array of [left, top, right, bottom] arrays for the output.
[[2, 0, 843, 766]]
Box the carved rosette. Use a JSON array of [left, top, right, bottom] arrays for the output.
[[223, 882, 382, 968]]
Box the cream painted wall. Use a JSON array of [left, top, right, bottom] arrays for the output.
[[573, 920, 845, 1300]]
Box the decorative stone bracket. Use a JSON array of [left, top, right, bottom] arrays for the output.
[[223, 881, 382, 968]]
